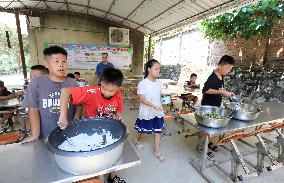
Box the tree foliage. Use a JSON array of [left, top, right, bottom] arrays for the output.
[[0, 23, 30, 74], [201, 0, 284, 41]]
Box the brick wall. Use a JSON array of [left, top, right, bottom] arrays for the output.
[[154, 21, 284, 101], [209, 19, 284, 102], [210, 18, 284, 70]]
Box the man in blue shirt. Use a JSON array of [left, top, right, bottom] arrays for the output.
[[96, 53, 114, 85]]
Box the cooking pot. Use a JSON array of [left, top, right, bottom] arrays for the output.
[[45, 117, 128, 175], [185, 103, 232, 128], [224, 102, 262, 121]]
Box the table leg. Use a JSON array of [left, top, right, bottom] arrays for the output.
[[201, 135, 209, 172], [190, 134, 220, 183]]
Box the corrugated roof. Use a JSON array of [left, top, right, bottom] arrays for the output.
[[0, 0, 259, 35]]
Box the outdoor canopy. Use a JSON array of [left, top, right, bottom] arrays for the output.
[[0, 0, 259, 35]]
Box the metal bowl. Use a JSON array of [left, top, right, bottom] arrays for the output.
[[224, 102, 240, 109], [230, 95, 242, 102], [45, 117, 128, 175], [194, 106, 232, 128], [224, 102, 262, 121]]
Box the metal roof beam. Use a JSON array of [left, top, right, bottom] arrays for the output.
[[34, 0, 42, 8], [0, 7, 15, 13], [1, 8, 145, 34], [86, 0, 90, 14], [4, 0, 14, 9], [120, 0, 147, 24], [22, 0, 153, 31], [135, 0, 185, 30], [17, 0, 27, 9], [103, 0, 116, 19], [89, 8, 95, 16], [151, 0, 259, 36], [43, 0, 49, 9], [0, 0, 168, 33], [191, 0, 206, 11], [68, 3, 75, 12], [64, 0, 69, 13], [56, 2, 66, 10]]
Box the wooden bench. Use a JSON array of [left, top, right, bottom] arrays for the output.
[[74, 177, 102, 183]]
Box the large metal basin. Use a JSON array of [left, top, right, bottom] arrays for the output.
[[45, 117, 128, 175], [224, 102, 262, 121], [194, 106, 232, 128]]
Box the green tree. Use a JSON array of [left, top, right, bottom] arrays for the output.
[[201, 0, 284, 41], [0, 23, 30, 74]]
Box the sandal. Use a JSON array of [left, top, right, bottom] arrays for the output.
[[153, 152, 166, 163], [134, 138, 144, 150], [207, 151, 214, 158], [108, 175, 126, 183], [0, 124, 5, 132], [208, 142, 218, 152]]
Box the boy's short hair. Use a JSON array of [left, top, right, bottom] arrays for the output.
[[74, 72, 80, 76], [43, 46, 68, 60], [31, 65, 49, 75], [102, 53, 108, 56], [101, 67, 124, 87], [190, 73, 197, 78], [218, 55, 235, 65], [67, 73, 75, 79]]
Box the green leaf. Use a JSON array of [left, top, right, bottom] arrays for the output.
[[200, 0, 283, 41]]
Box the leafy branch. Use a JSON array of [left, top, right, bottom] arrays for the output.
[[201, 0, 284, 41]]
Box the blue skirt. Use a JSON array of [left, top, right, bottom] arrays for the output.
[[134, 117, 164, 134]]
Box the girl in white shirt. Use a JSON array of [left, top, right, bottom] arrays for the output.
[[134, 59, 165, 163]]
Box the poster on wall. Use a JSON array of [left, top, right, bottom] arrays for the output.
[[44, 43, 133, 70]]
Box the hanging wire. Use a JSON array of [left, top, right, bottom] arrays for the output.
[[5, 30, 11, 48], [4, 13, 12, 48]]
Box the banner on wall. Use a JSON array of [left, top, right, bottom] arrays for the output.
[[44, 43, 133, 70]]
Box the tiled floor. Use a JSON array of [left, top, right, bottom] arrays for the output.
[[118, 100, 284, 183], [8, 99, 284, 183]]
